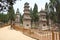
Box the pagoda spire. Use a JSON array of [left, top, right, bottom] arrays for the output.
[[15, 8, 20, 26], [23, 2, 31, 29], [16, 8, 20, 14]]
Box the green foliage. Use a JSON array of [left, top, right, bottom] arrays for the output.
[[30, 8, 33, 27], [30, 3, 39, 22], [49, 0, 60, 23], [7, 6, 15, 28], [49, 12, 57, 23], [8, 6, 15, 23], [30, 8, 33, 21], [0, 13, 3, 21], [0, 13, 9, 23], [50, 0, 56, 4], [33, 3, 39, 22], [49, 0, 60, 30], [30, 3, 39, 27], [56, 0, 60, 23], [45, 2, 49, 26], [20, 14, 23, 24], [45, 3, 48, 11], [45, 1, 59, 26], [2, 14, 9, 23], [30, 8, 33, 17]]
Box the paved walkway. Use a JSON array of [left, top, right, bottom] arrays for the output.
[[0, 26, 36, 40]]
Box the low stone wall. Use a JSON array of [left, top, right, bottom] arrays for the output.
[[12, 25, 60, 40]]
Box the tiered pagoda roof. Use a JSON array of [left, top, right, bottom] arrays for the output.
[[23, 2, 31, 20]]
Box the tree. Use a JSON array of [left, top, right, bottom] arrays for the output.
[[49, 0, 60, 30], [8, 6, 15, 28], [32, 3, 39, 28], [45, 2, 49, 26], [55, 0, 60, 30], [30, 8, 33, 19], [0, 13, 9, 23], [55, 0, 60, 23], [0, 0, 22, 29], [46, 0, 57, 24], [49, 3, 54, 22], [0, 13, 3, 21], [30, 8, 33, 27], [2, 14, 9, 23], [20, 14, 23, 24]]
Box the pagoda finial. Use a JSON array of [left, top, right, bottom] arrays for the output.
[[16, 8, 20, 14], [16, 8, 19, 13], [24, 2, 29, 5]]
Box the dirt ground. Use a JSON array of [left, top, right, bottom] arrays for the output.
[[0, 26, 36, 40]]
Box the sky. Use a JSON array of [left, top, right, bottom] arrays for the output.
[[13, 0, 50, 15]]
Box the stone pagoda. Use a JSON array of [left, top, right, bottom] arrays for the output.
[[15, 8, 20, 26], [23, 2, 31, 29], [39, 9, 48, 30]]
